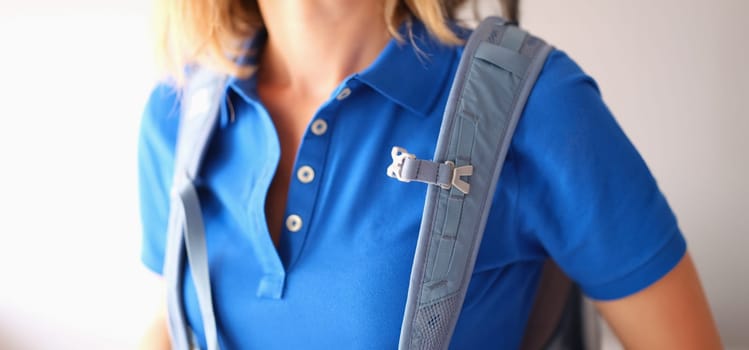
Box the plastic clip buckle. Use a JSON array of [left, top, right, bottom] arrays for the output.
[[387, 147, 415, 182], [442, 161, 473, 194]]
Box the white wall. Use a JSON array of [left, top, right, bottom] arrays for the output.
[[0, 1, 161, 349], [0, 1, 746, 349]]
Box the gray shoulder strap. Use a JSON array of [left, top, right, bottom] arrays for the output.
[[164, 68, 227, 350], [390, 17, 553, 349]]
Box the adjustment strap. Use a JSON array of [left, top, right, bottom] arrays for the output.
[[176, 174, 220, 350], [387, 147, 473, 194]]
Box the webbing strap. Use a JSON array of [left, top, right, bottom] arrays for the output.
[[164, 200, 189, 350], [397, 18, 552, 350], [401, 158, 453, 187], [388, 147, 474, 194], [475, 43, 530, 76], [179, 179, 219, 350], [164, 68, 227, 350]]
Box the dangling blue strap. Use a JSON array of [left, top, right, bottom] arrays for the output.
[[164, 69, 227, 350]]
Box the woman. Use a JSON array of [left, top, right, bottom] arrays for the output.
[[138, 0, 722, 348]]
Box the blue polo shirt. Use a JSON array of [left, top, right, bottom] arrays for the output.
[[138, 22, 686, 349]]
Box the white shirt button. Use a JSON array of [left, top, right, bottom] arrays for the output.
[[311, 119, 328, 136], [336, 87, 352, 100], [297, 165, 315, 183], [286, 214, 302, 232]]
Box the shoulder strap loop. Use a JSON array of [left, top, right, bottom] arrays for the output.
[[395, 17, 553, 350]]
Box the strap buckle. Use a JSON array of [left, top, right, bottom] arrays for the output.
[[387, 147, 416, 182], [443, 161, 473, 194], [387, 147, 473, 194]]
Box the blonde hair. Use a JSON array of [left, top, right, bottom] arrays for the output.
[[153, 0, 518, 84]]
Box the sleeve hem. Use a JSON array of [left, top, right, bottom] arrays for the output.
[[581, 230, 687, 301]]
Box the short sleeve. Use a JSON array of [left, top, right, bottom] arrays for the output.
[[513, 50, 686, 300], [137, 84, 181, 275]]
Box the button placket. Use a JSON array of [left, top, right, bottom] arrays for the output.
[[297, 165, 315, 183], [235, 98, 288, 299], [336, 87, 352, 100], [285, 214, 303, 232], [281, 82, 353, 268], [311, 119, 328, 136]]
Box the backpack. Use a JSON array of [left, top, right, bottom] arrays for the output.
[[162, 17, 601, 350]]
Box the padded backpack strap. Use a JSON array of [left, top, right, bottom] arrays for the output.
[[164, 68, 227, 350], [393, 17, 552, 350]]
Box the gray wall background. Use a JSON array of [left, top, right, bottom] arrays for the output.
[[514, 0, 748, 347]]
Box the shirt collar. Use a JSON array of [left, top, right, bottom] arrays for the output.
[[354, 20, 460, 117], [226, 30, 265, 105], [227, 20, 461, 118]]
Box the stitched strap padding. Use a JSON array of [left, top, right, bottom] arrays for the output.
[[397, 17, 553, 350]]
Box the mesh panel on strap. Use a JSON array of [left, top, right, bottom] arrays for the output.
[[411, 294, 461, 350]]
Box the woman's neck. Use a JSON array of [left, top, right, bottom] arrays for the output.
[[256, 0, 391, 99]]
